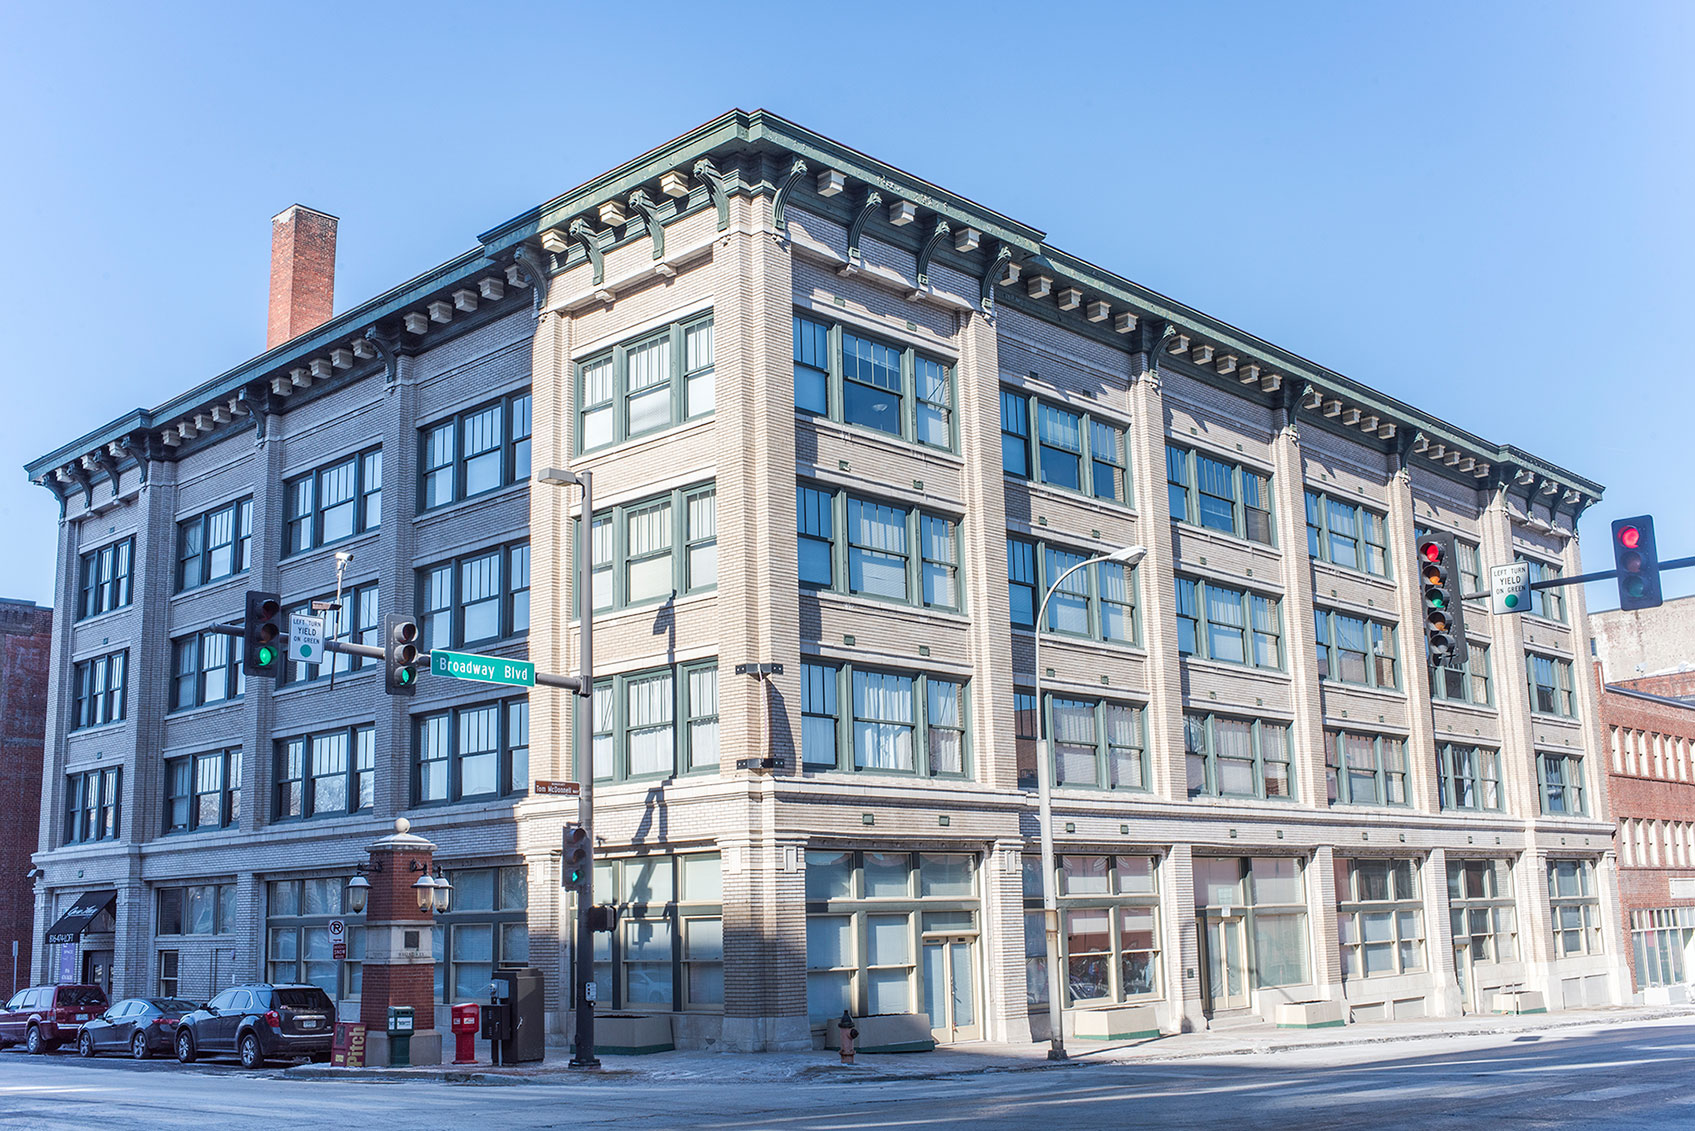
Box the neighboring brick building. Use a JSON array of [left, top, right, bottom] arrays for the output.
[[1592, 596, 1695, 999], [0, 599, 52, 998], [22, 110, 1626, 1057]]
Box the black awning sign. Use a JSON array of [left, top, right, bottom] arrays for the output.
[[44, 890, 117, 945]]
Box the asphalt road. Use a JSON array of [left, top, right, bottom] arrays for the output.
[[3, 1019, 1693, 1130]]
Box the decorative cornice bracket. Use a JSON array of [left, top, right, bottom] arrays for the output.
[[568, 219, 606, 286], [914, 218, 951, 287], [771, 157, 808, 238], [365, 325, 402, 386], [627, 190, 667, 260], [845, 189, 884, 268], [511, 244, 548, 315], [693, 159, 731, 231], [980, 244, 1013, 316]]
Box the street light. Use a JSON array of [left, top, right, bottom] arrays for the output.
[[1032, 542, 1146, 1062], [536, 466, 601, 1069]]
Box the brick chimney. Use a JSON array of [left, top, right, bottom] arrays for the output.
[[266, 204, 338, 350]]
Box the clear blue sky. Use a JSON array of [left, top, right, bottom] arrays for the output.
[[2, 1, 1690, 614]]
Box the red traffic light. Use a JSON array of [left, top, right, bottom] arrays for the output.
[[1618, 525, 1641, 550], [1421, 542, 1442, 563]]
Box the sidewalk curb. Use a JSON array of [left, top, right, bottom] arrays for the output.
[[280, 1007, 1695, 1087]]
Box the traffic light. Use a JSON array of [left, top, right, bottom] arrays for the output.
[[383, 614, 420, 696], [1612, 515, 1663, 611], [242, 591, 284, 677], [563, 823, 590, 897], [1415, 532, 1469, 668]]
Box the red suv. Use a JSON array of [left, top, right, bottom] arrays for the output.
[[0, 985, 110, 1054]]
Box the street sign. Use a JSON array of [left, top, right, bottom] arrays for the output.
[[431, 648, 536, 687], [533, 780, 581, 797], [290, 613, 326, 666], [329, 917, 347, 961], [1490, 562, 1531, 615]]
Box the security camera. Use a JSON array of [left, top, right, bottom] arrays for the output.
[[334, 551, 355, 563]]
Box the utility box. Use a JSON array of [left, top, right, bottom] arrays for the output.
[[386, 1005, 415, 1067], [489, 965, 546, 1063]]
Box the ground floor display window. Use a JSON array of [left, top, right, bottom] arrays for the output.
[[586, 852, 722, 1012], [1335, 857, 1426, 979], [1022, 853, 1161, 1007], [1447, 857, 1518, 964], [1193, 856, 1308, 1011], [266, 877, 363, 1002], [1630, 907, 1693, 988], [433, 865, 528, 1002]]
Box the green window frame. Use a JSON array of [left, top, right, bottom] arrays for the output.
[[1023, 853, 1160, 1006], [275, 724, 375, 820], [578, 315, 714, 453], [1431, 643, 1492, 705], [266, 878, 363, 1002], [1167, 445, 1272, 543], [1437, 742, 1503, 812], [1517, 554, 1566, 623], [1335, 858, 1424, 979], [63, 767, 120, 844], [582, 661, 720, 783], [435, 866, 528, 1004], [417, 542, 529, 651], [1007, 537, 1139, 644], [415, 697, 530, 804], [797, 661, 970, 780], [283, 447, 381, 557], [177, 499, 253, 592], [1183, 712, 1293, 800], [164, 748, 241, 833], [1526, 653, 1577, 718], [1313, 607, 1400, 689], [1538, 751, 1587, 816], [1044, 694, 1148, 792], [1323, 730, 1408, 806], [1547, 860, 1602, 956], [585, 853, 722, 1013], [419, 389, 532, 510], [169, 629, 244, 711], [1174, 576, 1281, 669], [577, 483, 717, 614], [1001, 387, 1128, 503], [800, 482, 961, 612], [794, 313, 955, 452], [1308, 491, 1390, 577], [1193, 857, 1309, 988], [157, 883, 236, 937], [78, 536, 135, 619]]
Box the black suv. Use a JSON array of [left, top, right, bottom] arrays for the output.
[[174, 984, 334, 1068]]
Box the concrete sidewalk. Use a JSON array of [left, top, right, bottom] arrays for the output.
[[283, 1004, 1695, 1086]]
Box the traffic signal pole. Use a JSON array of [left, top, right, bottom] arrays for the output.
[[569, 470, 599, 1069]]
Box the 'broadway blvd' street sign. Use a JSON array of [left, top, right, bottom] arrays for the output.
[[431, 648, 536, 688]]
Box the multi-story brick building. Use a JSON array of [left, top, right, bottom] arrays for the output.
[[23, 110, 1627, 1055], [0, 599, 52, 998], [1591, 596, 1695, 1000]]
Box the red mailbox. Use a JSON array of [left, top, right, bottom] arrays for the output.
[[450, 1002, 480, 1064]]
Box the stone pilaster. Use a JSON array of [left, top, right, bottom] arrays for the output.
[[1125, 368, 1184, 799], [1268, 420, 1326, 806]]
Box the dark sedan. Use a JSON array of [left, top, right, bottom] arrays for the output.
[[75, 998, 200, 1059]]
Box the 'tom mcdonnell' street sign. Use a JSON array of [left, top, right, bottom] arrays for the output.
[[431, 648, 536, 688]]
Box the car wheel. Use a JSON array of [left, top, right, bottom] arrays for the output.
[[175, 1030, 195, 1064], [25, 1027, 44, 1055], [78, 1032, 96, 1058], [131, 1033, 150, 1060], [238, 1032, 264, 1070]]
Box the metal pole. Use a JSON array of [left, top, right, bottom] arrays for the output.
[[570, 470, 599, 1069]]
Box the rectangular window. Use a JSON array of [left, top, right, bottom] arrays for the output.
[[413, 699, 529, 804], [1314, 608, 1400, 690], [577, 316, 713, 452], [419, 388, 532, 509], [273, 725, 373, 819], [1431, 643, 1492, 706], [176, 499, 252, 592], [1323, 730, 1408, 806], [71, 650, 127, 731], [413, 544, 529, 651], [281, 582, 379, 684], [1045, 696, 1147, 792], [169, 629, 244, 711], [1336, 859, 1424, 979], [283, 448, 380, 556], [798, 663, 968, 779], [1538, 752, 1587, 816], [1175, 576, 1280, 669], [796, 316, 953, 452], [1003, 388, 1128, 502], [1184, 713, 1293, 800], [1526, 653, 1577, 718], [1007, 537, 1140, 644], [158, 951, 179, 998], [1448, 859, 1517, 963], [1518, 555, 1566, 622], [1192, 858, 1308, 988], [1547, 860, 1602, 956], [1437, 742, 1504, 812], [1307, 491, 1391, 578], [1167, 446, 1274, 545], [63, 767, 120, 844], [579, 663, 717, 783], [164, 748, 240, 833], [1025, 854, 1161, 1005], [801, 484, 960, 611], [582, 854, 722, 1013], [78, 537, 135, 619], [157, 884, 235, 937], [579, 484, 717, 614]]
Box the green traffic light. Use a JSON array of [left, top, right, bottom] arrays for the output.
[[398, 667, 414, 685], [257, 644, 276, 667], [1428, 593, 1445, 609]]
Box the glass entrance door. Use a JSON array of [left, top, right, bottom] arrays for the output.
[[1197, 913, 1249, 1014], [922, 936, 979, 1042], [1452, 941, 1476, 1014]]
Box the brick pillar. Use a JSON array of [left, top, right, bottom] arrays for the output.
[[1268, 419, 1327, 807], [1160, 842, 1206, 1032], [1424, 846, 1463, 1015], [1307, 844, 1342, 1004], [1125, 366, 1184, 800], [982, 839, 1030, 1042], [358, 818, 443, 1065]]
